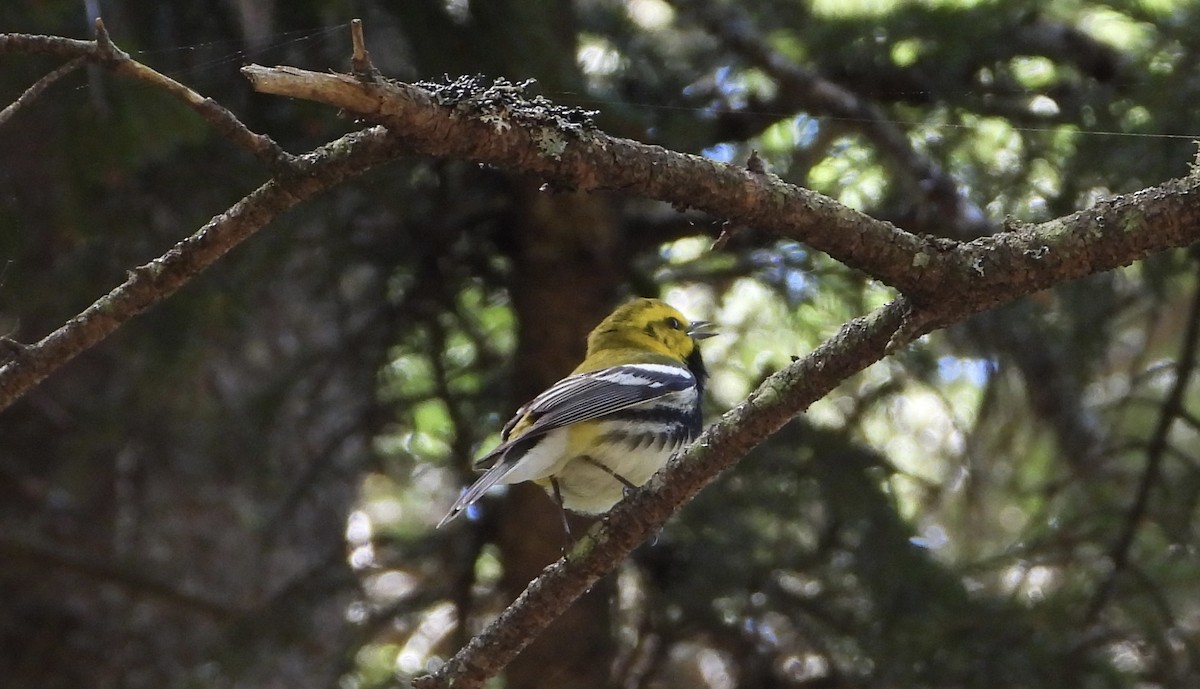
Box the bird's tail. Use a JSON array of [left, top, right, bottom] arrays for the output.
[[436, 454, 513, 527]]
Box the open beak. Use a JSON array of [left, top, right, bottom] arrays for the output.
[[687, 320, 718, 340]]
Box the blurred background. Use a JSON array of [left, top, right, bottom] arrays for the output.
[[3, 1, 1200, 688]]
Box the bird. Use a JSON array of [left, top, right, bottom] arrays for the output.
[[438, 298, 714, 528]]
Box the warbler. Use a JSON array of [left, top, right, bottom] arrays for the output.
[[438, 298, 714, 527]]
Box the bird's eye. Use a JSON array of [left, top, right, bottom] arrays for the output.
[[666, 317, 682, 330]]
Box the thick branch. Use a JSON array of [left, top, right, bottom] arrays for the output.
[[240, 65, 1200, 312], [241, 65, 931, 293]]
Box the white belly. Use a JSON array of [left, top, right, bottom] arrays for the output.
[[553, 432, 683, 515]]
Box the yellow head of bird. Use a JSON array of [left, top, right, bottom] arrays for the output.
[[584, 298, 715, 365]]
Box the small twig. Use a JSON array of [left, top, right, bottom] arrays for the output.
[[111, 61, 295, 170], [92, 17, 127, 62], [0, 126, 411, 413], [884, 302, 948, 354], [710, 220, 739, 251], [0, 55, 85, 127], [0, 23, 295, 170], [349, 19, 379, 82], [745, 149, 766, 174]]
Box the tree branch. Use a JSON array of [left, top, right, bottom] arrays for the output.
[[0, 25, 429, 412], [0, 126, 411, 412], [0, 55, 85, 127], [240, 64, 1200, 316], [241, 64, 933, 292], [0, 21, 293, 168]]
